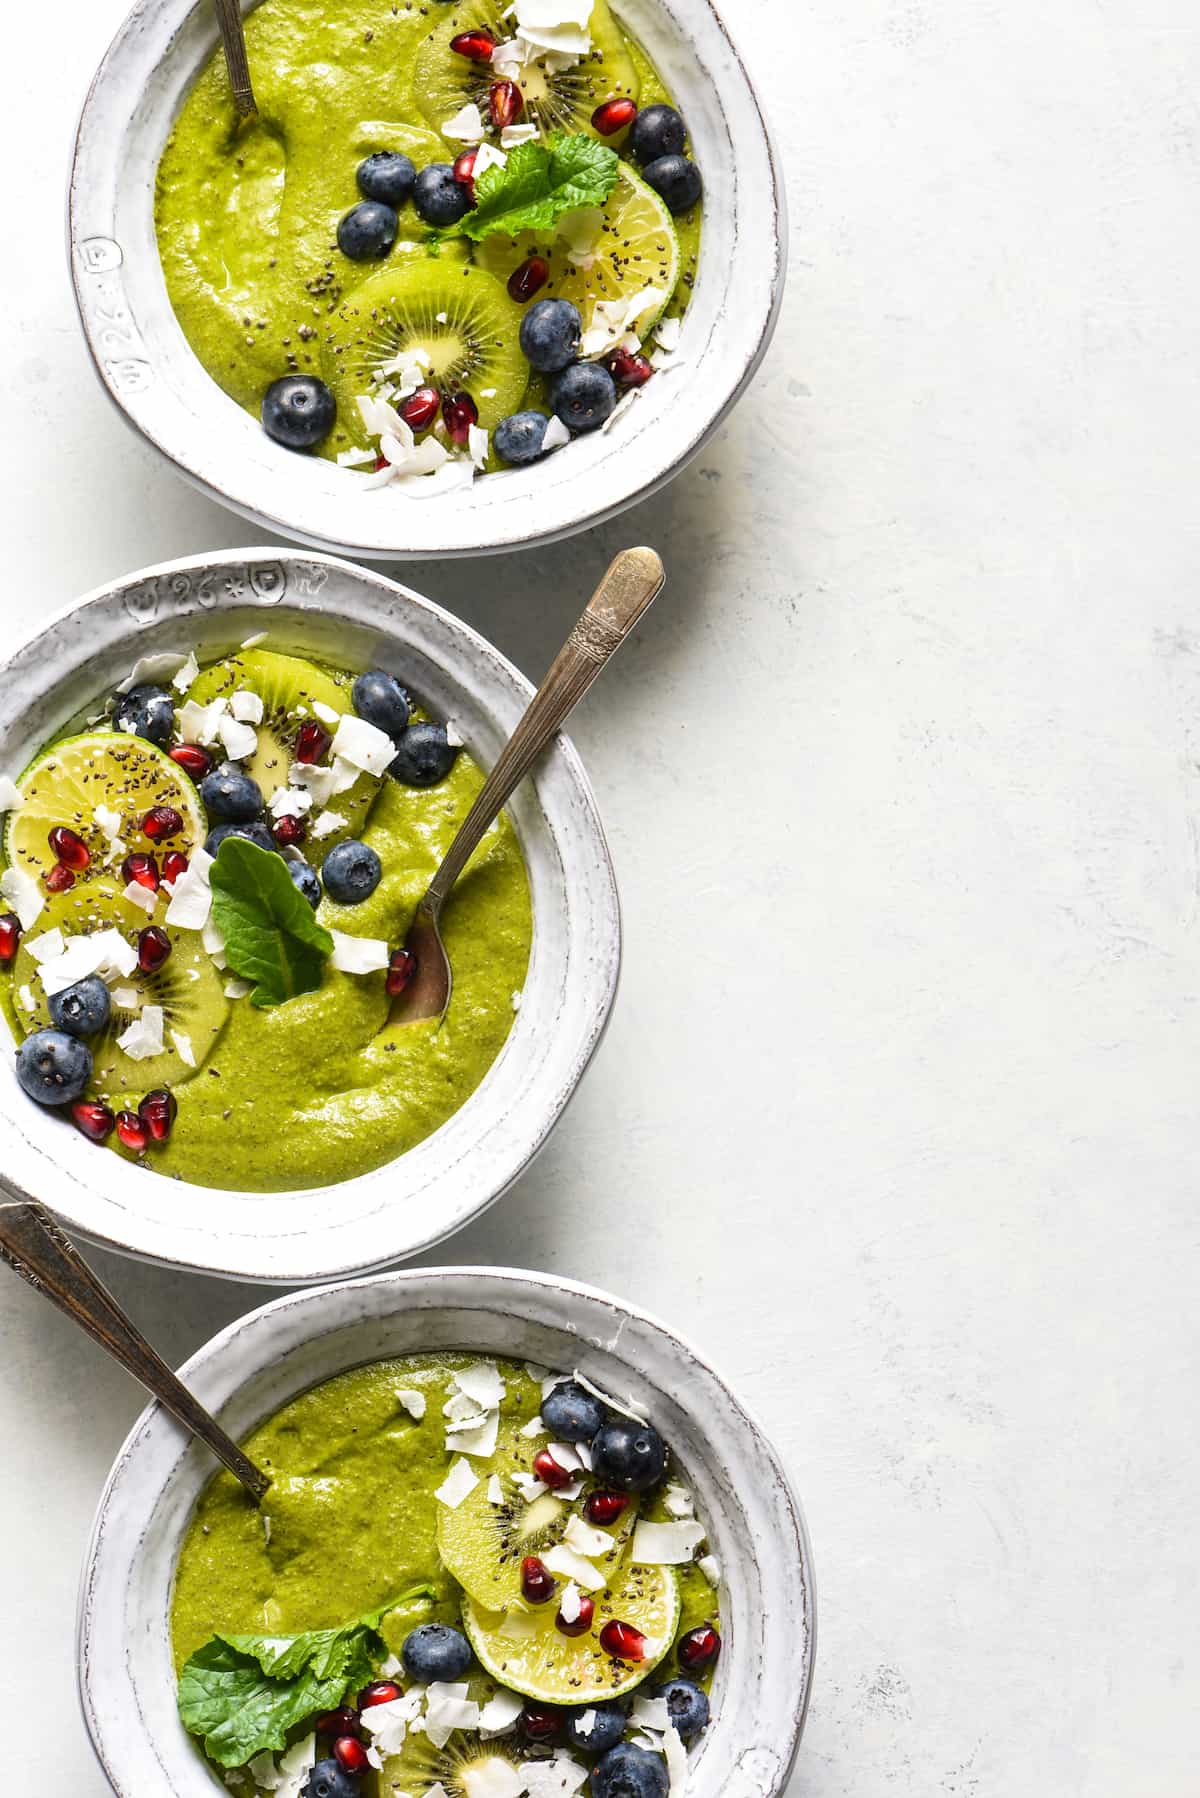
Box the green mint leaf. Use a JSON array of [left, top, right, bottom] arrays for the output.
[[178, 1587, 435, 1769], [209, 837, 333, 1009], [458, 133, 619, 241]]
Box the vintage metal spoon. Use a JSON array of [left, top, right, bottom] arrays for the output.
[[0, 1192, 270, 1501], [394, 545, 666, 1025], [213, 0, 257, 117]]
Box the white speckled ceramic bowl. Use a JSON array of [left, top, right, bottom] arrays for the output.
[[77, 1267, 816, 1798], [0, 550, 619, 1282], [67, 0, 785, 559]]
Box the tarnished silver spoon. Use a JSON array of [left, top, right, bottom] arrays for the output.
[[393, 546, 666, 1026], [213, 0, 257, 117], [0, 1190, 270, 1501]]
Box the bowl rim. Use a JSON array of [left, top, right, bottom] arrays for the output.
[[76, 1264, 818, 1798], [0, 549, 621, 1281], [66, 0, 788, 560]]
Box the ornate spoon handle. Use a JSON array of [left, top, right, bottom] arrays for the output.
[[213, 0, 257, 116]]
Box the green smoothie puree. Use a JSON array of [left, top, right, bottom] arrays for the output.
[[0, 644, 530, 1191], [153, 0, 702, 479], [171, 1356, 722, 1798]]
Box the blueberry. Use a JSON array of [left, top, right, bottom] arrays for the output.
[[388, 722, 458, 788], [49, 976, 111, 1040], [200, 765, 264, 823], [338, 199, 399, 261], [300, 1760, 359, 1798], [641, 154, 702, 216], [262, 375, 336, 450], [413, 164, 472, 226], [629, 103, 687, 165], [520, 298, 582, 373], [113, 684, 175, 747], [591, 1742, 669, 1798], [357, 150, 417, 207], [654, 1680, 710, 1742], [590, 1418, 667, 1492], [549, 362, 617, 434], [288, 860, 322, 908], [16, 1028, 93, 1107], [205, 821, 276, 857], [565, 1701, 627, 1755], [494, 410, 550, 466], [322, 839, 382, 905], [541, 1380, 606, 1442], [353, 670, 411, 739], [401, 1622, 472, 1684]]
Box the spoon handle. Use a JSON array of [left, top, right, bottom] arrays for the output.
[[213, 0, 257, 116], [425, 546, 665, 911], [0, 1194, 270, 1502]]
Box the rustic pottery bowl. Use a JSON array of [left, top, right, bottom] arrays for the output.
[[67, 0, 785, 560], [0, 550, 619, 1282], [77, 1266, 816, 1798]]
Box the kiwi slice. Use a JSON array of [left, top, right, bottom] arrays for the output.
[[378, 1678, 524, 1798], [8, 877, 229, 1097], [321, 261, 528, 446], [5, 731, 206, 887], [184, 648, 381, 851], [413, 0, 639, 146], [437, 1424, 639, 1611]]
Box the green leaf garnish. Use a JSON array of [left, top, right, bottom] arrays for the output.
[[456, 133, 619, 242], [178, 1586, 437, 1769], [209, 837, 333, 1009]]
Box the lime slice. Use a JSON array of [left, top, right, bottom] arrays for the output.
[[462, 1562, 679, 1704], [5, 731, 205, 885], [476, 166, 680, 345]]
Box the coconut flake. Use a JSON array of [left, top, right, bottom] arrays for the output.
[[512, 1472, 548, 1502], [542, 415, 571, 453], [289, 762, 338, 807], [443, 101, 487, 142], [501, 122, 539, 148], [446, 1410, 500, 1458], [331, 712, 399, 777], [231, 689, 265, 724], [329, 931, 390, 974], [697, 1553, 721, 1587], [543, 1543, 604, 1591], [455, 1360, 506, 1409], [0, 776, 23, 812], [171, 651, 200, 693], [519, 1414, 544, 1438], [424, 1684, 480, 1749], [17, 984, 35, 1013], [361, 1689, 424, 1757], [663, 1484, 695, 1519], [1, 867, 43, 929], [123, 879, 159, 916], [487, 1473, 505, 1505], [518, 1752, 590, 1798], [36, 927, 139, 996], [558, 1580, 583, 1625], [224, 978, 252, 1000], [116, 652, 189, 694], [171, 1029, 196, 1068], [177, 697, 228, 746], [580, 288, 667, 359], [270, 785, 312, 820], [397, 1387, 427, 1420], [25, 928, 65, 964], [662, 1725, 688, 1795], [547, 1441, 584, 1473], [165, 850, 214, 931], [461, 1760, 523, 1798], [562, 1514, 612, 1558], [478, 1688, 524, 1738], [630, 1520, 705, 1565], [468, 423, 490, 469], [338, 446, 378, 468], [435, 1456, 480, 1509], [310, 809, 348, 841], [571, 1367, 649, 1422], [118, 1003, 165, 1061], [241, 633, 268, 650], [218, 713, 258, 761]]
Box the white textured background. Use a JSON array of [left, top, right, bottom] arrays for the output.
[[3, 0, 1198, 1792]]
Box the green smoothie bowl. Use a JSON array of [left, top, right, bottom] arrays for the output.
[[77, 1269, 815, 1798], [68, 0, 784, 558], [0, 551, 619, 1281]]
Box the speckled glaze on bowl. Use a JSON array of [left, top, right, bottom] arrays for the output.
[[0, 550, 619, 1282], [77, 1267, 816, 1798], [67, 0, 785, 560]]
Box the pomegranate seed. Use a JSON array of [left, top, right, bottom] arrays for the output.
[[450, 27, 496, 61], [583, 1489, 629, 1525], [272, 814, 307, 849], [162, 851, 190, 883], [591, 96, 637, 136], [315, 1708, 361, 1740], [599, 1620, 648, 1662], [489, 78, 523, 129], [453, 148, 479, 199], [333, 1736, 369, 1776], [507, 255, 550, 303], [142, 805, 184, 843], [374, 454, 389, 472], [521, 1555, 556, 1604], [45, 863, 75, 893], [400, 386, 441, 432], [170, 743, 213, 780], [296, 720, 331, 763], [71, 1100, 115, 1143], [122, 852, 160, 892], [137, 926, 172, 974], [386, 948, 417, 998], [115, 1110, 148, 1153], [607, 347, 654, 388], [533, 1448, 574, 1490], [556, 1594, 595, 1637], [0, 911, 22, 965], [442, 391, 479, 445], [138, 1087, 177, 1143], [359, 1680, 402, 1711], [677, 1622, 722, 1672], [520, 1705, 562, 1743], [48, 826, 90, 870]]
